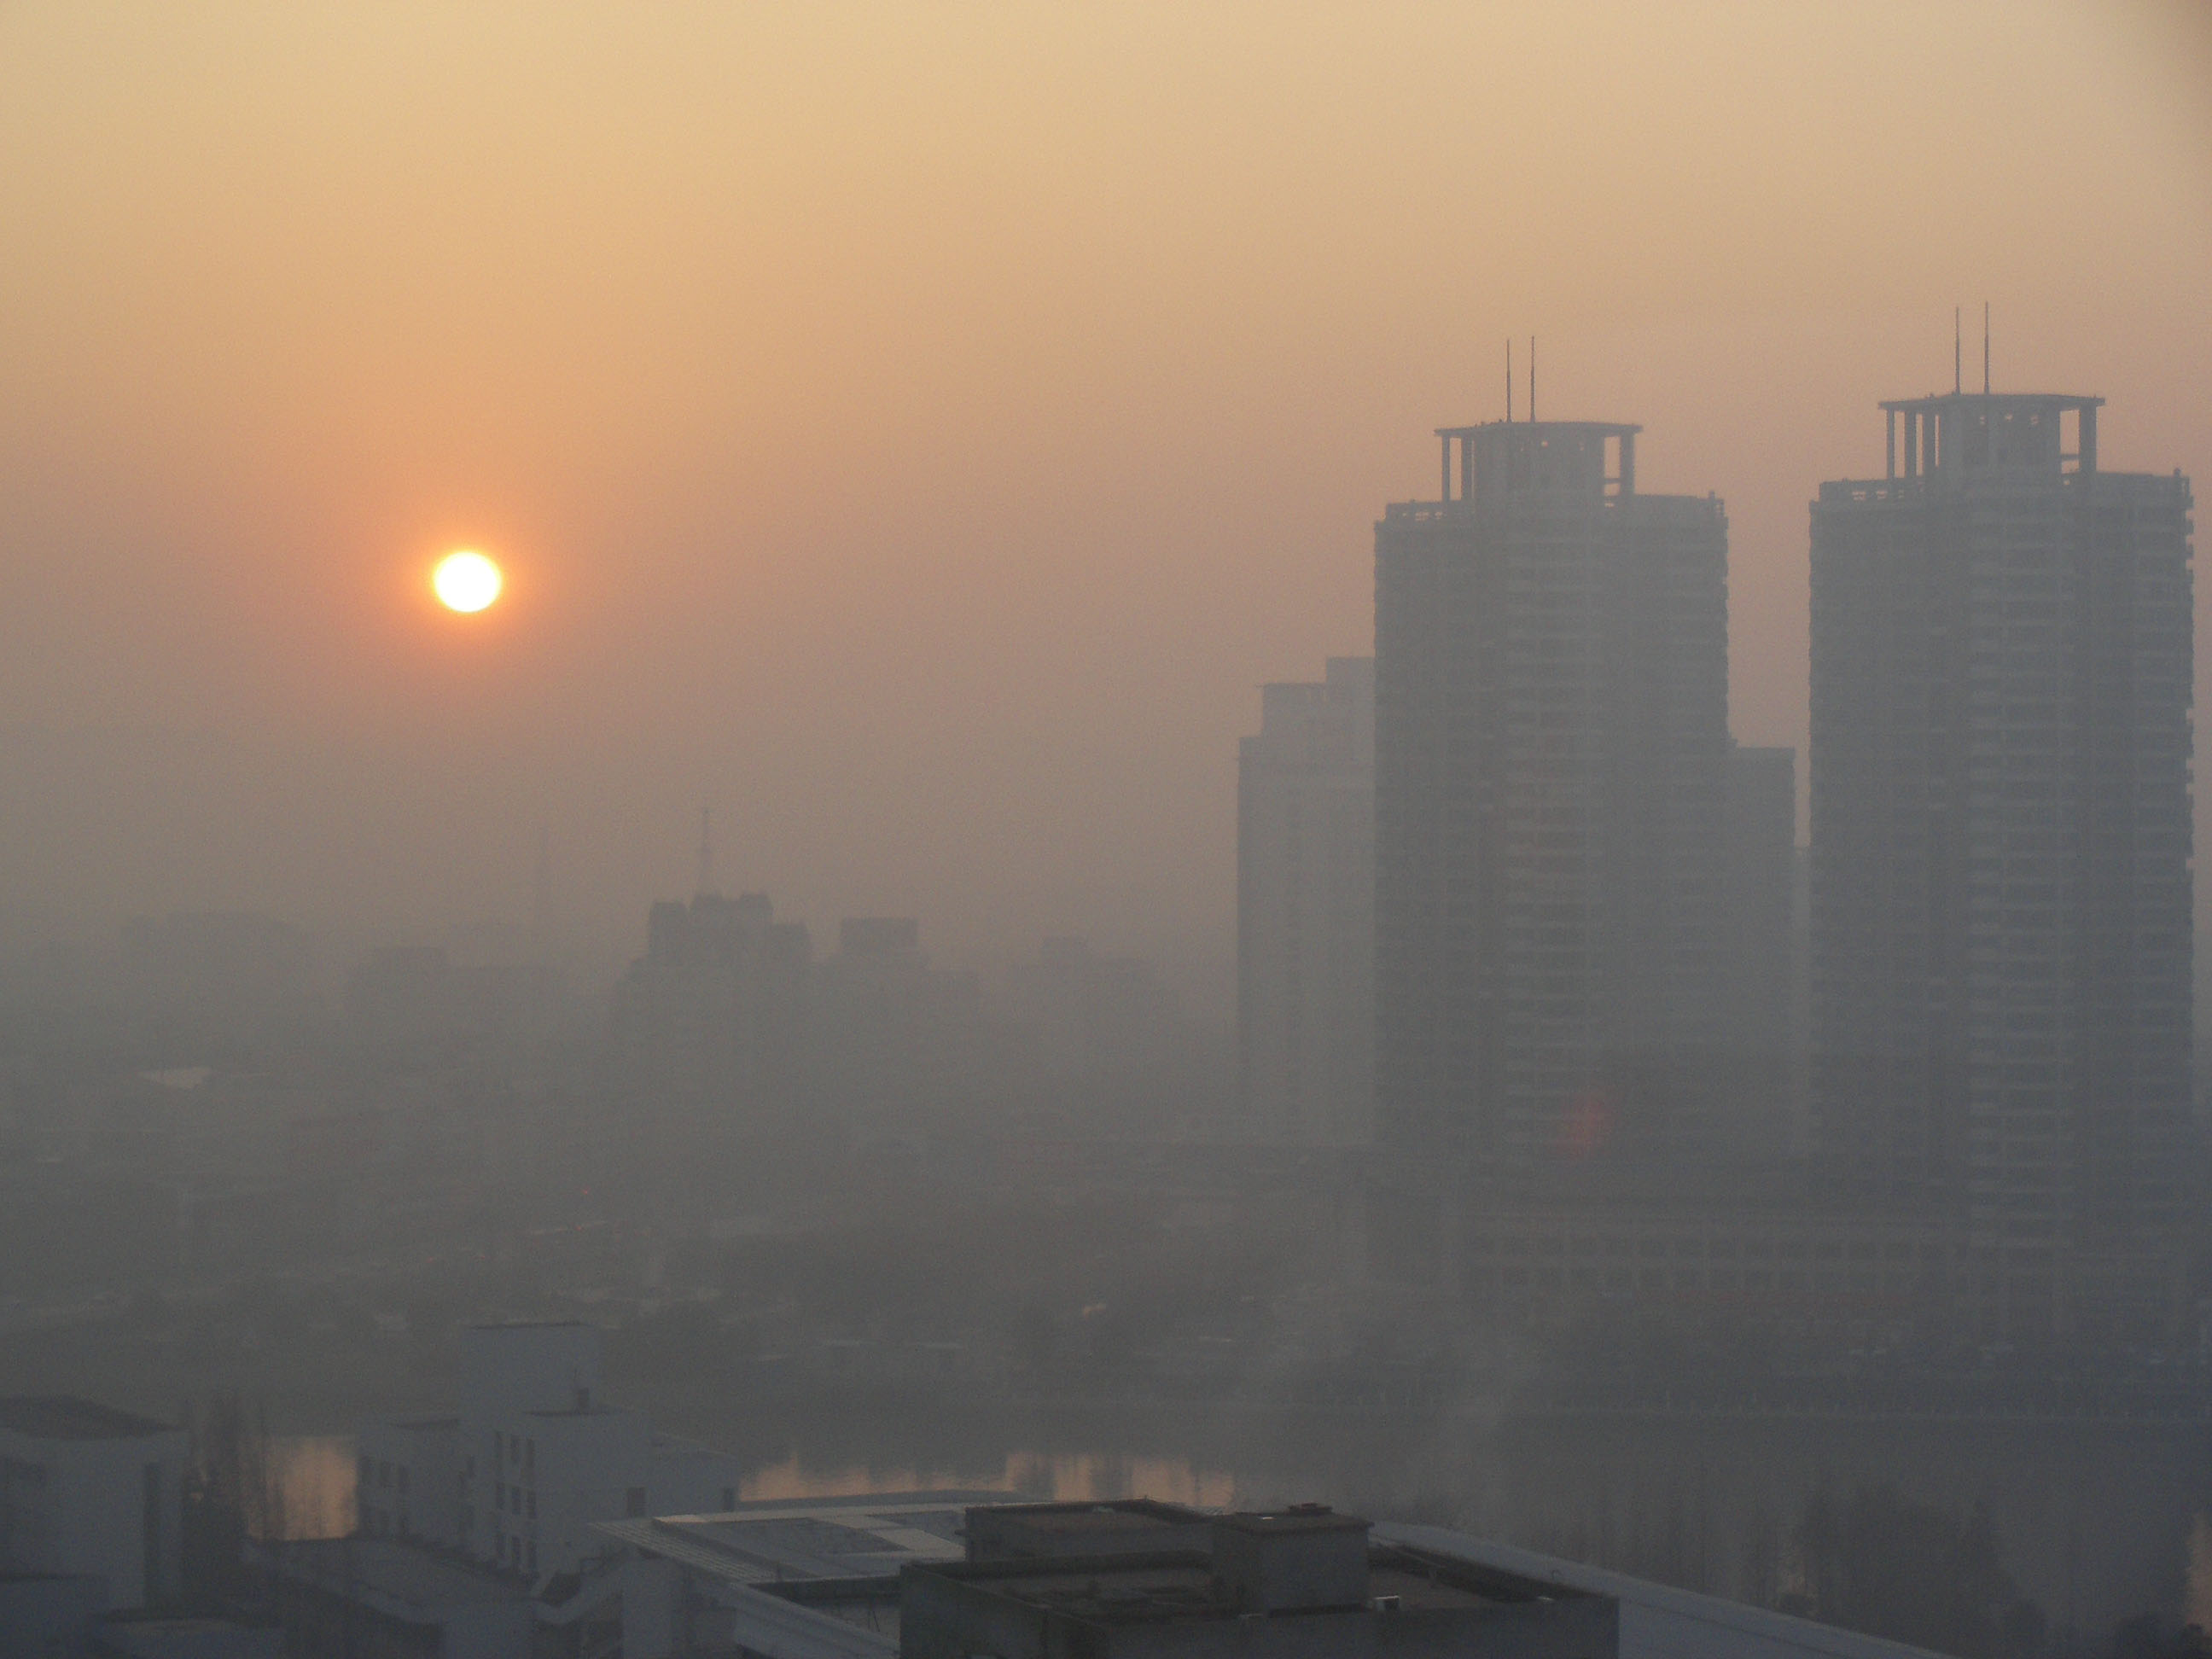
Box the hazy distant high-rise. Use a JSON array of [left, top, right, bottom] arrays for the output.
[[1810, 392, 2193, 1313], [610, 891, 812, 1115], [1236, 656, 1374, 1143], [810, 917, 988, 1126], [1374, 420, 1730, 1177], [1718, 743, 1798, 1156]]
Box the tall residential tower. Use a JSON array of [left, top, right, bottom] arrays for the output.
[[1373, 420, 1734, 1180], [1809, 390, 2192, 1339]]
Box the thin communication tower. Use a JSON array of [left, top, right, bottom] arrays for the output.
[[1528, 336, 1536, 422], [1505, 339, 1513, 422], [696, 805, 715, 898], [1983, 301, 1991, 394], [1954, 306, 1962, 394]]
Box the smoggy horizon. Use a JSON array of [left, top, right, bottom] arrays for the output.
[[4, 3, 2209, 1004]]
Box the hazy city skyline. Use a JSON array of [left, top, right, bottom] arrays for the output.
[[4, 5, 2209, 1005]]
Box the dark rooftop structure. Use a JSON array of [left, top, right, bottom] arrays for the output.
[[902, 1505, 1616, 1659], [963, 1499, 1215, 1563], [253, 1536, 532, 1659], [0, 1396, 179, 1441]]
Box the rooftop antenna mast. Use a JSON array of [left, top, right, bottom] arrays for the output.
[[696, 804, 715, 898], [1982, 301, 1991, 394], [1953, 306, 1962, 394]]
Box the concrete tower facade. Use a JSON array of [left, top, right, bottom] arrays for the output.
[[1809, 391, 2192, 1337], [1373, 420, 1731, 1179]]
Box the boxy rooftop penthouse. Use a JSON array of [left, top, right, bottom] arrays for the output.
[[903, 1502, 1617, 1659]]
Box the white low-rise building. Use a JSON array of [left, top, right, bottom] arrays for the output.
[[354, 1321, 740, 1582], [0, 1396, 190, 1613]]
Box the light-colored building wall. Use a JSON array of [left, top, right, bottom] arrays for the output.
[[361, 1322, 737, 1583], [1237, 657, 1375, 1144], [0, 1399, 189, 1613]]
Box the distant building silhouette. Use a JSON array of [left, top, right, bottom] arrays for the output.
[[609, 891, 811, 1115], [1236, 657, 1374, 1143], [1373, 419, 1732, 1182], [810, 917, 986, 1126], [1809, 390, 2192, 1342]]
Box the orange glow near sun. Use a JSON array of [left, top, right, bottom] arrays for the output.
[[432, 550, 503, 613]]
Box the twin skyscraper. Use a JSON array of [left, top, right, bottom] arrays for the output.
[[1241, 377, 2192, 1345]]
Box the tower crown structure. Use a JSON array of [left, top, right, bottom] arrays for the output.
[[1877, 391, 2102, 481], [1432, 419, 1639, 506]]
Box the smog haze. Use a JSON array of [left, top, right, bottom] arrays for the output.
[[5, 2, 2208, 992]]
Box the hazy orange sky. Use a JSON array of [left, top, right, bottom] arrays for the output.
[[3, 3, 2208, 1000]]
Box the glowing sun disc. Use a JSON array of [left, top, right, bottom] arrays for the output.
[[434, 550, 503, 613]]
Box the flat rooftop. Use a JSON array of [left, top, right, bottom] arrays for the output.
[[976, 1500, 1197, 1540], [946, 1552, 1520, 1626], [594, 1495, 997, 1587], [259, 1539, 527, 1615], [0, 1396, 178, 1441]]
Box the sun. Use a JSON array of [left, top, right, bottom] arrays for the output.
[[433, 550, 503, 613]]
